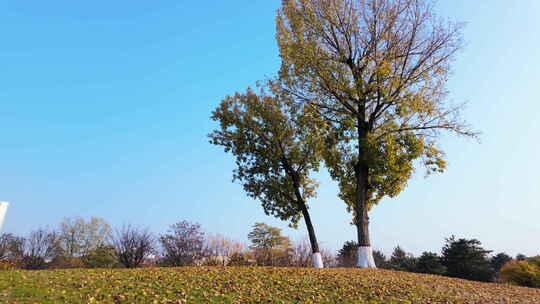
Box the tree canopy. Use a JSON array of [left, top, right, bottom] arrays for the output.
[[277, 0, 476, 212], [276, 0, 477, 266], [209, 83, 327, 227], [248, 222, 290, 250], [441, 236, 493, 282]]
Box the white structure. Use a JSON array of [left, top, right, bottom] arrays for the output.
[[357, 246, 377, 268], [312, 252, 324, 268], [0, 202, 9, 232]]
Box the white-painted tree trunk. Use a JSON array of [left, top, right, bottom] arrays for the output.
[[312, 252, 324, 268], [356, 246, 377, 268], [0, 202, 9, 233]]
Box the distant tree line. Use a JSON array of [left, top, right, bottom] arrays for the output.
[[2, 217, 536, 289], [0, 217, 337, 270], [337, 236, 538, 288]]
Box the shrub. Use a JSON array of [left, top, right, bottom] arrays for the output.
[[82, 245, 118, 268], [21, 256, 47, 270], [500, 259, 540, 288], [0, 260, 17, 270], [48, 255, 84, 269], [228, 252, 252, 266]]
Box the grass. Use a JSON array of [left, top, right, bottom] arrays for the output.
[[1, 267, 539, 304]]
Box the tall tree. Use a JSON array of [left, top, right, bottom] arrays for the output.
[[112, 224, 155, 268], [248, 222, 292, 266], [415, 251, 446, 275], [372, 249, 390, 269], [20, 228, 62, 270], [337, 240, 358, 267], [388, 246, 417, 272], [58, 216, 111, 259], [441, 236, 493, 282], [490, 252, 513, 282], [277, 0, 476, 267], [206, 234, 245, 266], [210, 82, 328, 267], [0, 233, 23, 262], [159, 221, 207, 266]]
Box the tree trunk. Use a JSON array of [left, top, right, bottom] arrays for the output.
[[299, 201, 323, 268], [290, 171, 324, 268], [355, 123, 376, 268]]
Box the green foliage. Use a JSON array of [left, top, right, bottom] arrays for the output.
[[529, 257, 540, 268], [49, 255, 85, 269], [82, 245, 118, 269], [372, 249, 390, 269], [388, 246, 417, 272], [276, 0, 477, 219], [3, 267, 540, 303], [500, 258, 540, 288], [209, 82, 327, 227], [247, 223, 289, 250], [490, 252, 513, 281], [415, 252, 446, 276], [247, 223, 293, 266], [441, 236, 493, 282], [336, 240, 388, 269], [336, 240, 357, 267], [516, 253, 528, 261]]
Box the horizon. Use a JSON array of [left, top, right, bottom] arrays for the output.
[[1, 1, 539, 257]]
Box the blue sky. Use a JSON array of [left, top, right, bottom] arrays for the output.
[[1, 1, 539, 257]]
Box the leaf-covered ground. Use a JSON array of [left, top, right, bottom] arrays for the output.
[[1, 267, 539, 304]]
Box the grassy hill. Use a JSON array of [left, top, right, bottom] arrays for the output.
[[1, 267, 539, 303]]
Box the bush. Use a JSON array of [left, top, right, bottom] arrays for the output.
[[82, 245, 118, 268], [500, 259, 540, 288], [228, 252, 252, 266], [48, 255, 84, 269], [21, 256, 48, 270], [0, 260, 17, 270], [528, 256, 540, 268]]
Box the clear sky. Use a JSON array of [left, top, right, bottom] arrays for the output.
[[1, 1, 539, 257]]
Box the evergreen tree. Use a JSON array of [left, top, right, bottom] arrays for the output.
[[441, 236, 493, 282]]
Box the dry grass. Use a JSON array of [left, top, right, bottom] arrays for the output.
[[1, 267, 539, 303]]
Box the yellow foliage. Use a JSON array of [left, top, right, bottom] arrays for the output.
[[2, 267, 540, 303], [500, 260, 540, 288]]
